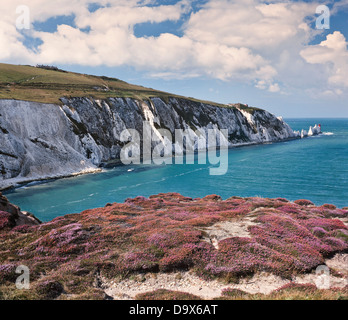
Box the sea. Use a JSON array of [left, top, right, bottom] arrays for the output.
[[4, 118, 348, 222]]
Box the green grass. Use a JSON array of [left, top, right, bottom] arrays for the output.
[[0, 63, 173, 104], [217, 284, 348, 300], [234, 103, 263, 114], [0, 63, 236, 109], [135, 289, 202, 300]]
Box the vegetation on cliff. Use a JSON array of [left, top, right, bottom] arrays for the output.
[[0, 63, 237, 109], [0, 193, 347, 300]]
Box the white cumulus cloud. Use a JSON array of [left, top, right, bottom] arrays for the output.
[[301, 31, 348, 88], [0, 0, 347, 97]]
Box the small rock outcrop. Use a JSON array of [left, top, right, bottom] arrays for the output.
[[0, 192, 41, 229]]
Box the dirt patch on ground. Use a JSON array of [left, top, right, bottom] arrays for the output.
[[103, 253, 348, 300], [295, 253, 348, 289], [326, 253, 348, 274], [201, 217, 259, 249], [102, 271, 287, 300]]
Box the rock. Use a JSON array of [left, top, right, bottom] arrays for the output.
[[16, 211, 41, 226], [0, 192, 41, 229]]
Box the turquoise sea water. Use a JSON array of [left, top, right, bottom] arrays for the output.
[[4, 119, 348, 222]]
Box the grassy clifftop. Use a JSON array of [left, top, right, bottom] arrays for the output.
[[0, 63, 233, 109], [0, 63, 174, 104]]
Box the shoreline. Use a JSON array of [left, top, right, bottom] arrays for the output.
[[0, 167, 103, 192], [0, 136, 303, 192]]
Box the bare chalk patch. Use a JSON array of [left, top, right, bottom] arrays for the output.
[[101, 271, 287, 300], [101, 255, 348, 300], [201, 217, 260, 249]]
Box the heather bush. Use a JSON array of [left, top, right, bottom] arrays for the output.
[[0, 193, 347, 300], [118, 251, 159, 274], [0, 264, 17, 283], [275, 198, 289, 203], [220, 204, 252, 218], [185, 214, 221, 226], [36, 280, 64, 299], [135, 289, 201, 300], [206, 236, 297, 278], [303, 218, 346, 232], [249, 198, 281, 210], [159, 244, 196, 271], [311, 227, 328, 238], [294, 199, 314, 206], [221, 288, 250, 298], [278, 205, 300, 214], [321, 204, 337, 210], [166, 211, 194, 221], [333, 229, 348, 242], [11, 225, 33, 233], [249, 214, 327, 271], [0, 211, 15, 230], [226, 198, 246, 205], [219, 284, 348, 300], [274, 282, 318, 297], [125, 196, 149, 205], [323, 237, 346, 252], [321, 208, 348, 218]]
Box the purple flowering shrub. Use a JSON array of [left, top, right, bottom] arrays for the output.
[[294, 199, 314, 206], [0, 211, 15, 230], [11, 225, 33, 233], [117, 251, 159, 273], [159, 244, 197, 271], [278, 204, 301, 214], [249, 214, 338, 271], [303, 218, 346, 231], [204, 237, 296, 278], [0, 264, 17, 283], [221, 287, 250, 298], [35, 280, 64, 299], [276, 282, 317, 292], [32, 223, 92, 256], [321, 204, 337, 210], [135, 289, 201, 300], [0, 193, 347, 299]]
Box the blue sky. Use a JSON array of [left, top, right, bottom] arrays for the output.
[[1, 0, 348, 117]]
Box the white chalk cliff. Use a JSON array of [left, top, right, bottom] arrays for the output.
[[0, 97, 300, 189]]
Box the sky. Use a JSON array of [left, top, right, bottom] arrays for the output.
[[1, 0, 348, 117]]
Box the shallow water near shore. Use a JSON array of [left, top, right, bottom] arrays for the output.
[[4, 118, 348, 222]]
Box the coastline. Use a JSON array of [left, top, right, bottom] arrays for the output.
[[0, 167, 103, 192], [0, 96, 299, 192], [0, 136, 303, 192]]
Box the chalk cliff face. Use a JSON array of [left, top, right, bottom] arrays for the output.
[[0, 97, 297, 189]]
